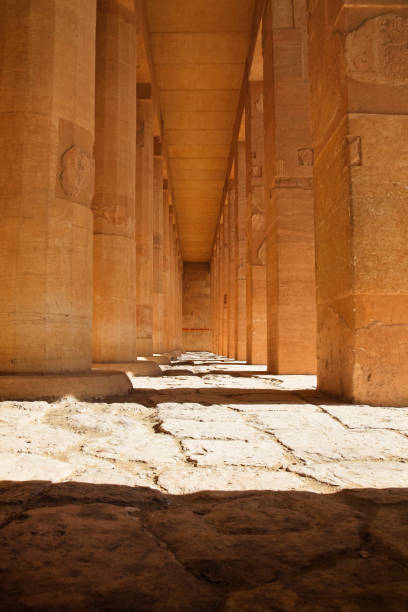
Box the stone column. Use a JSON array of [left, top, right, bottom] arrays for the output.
[[152, 159, 164, 353], [134, 95, 154, 356], [235, 141, 248, 361], [0, 0, 131, 398], [93, 0, 137, 363], [228, 180, 238, 359], [308, 2, 408, 405], [221, 206, 229, 357], [246, 81, 267, 365], [263, 0, 317, 374]]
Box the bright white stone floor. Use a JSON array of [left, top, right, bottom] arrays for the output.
[[1, 351, 408, 494]]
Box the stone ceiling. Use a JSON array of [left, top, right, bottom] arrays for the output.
[[145, 0, 256, 262]]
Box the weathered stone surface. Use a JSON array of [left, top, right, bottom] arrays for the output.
[[182, 439, 288, 467], [82, 433, 182, 466], [222, 557, 408, 611], [157, 402, 242, 422], [0, 504, 219, 611], [0, 454, 73, 483], [292, 460, 408, 489], [159, 418, 265, 440], [145, 493, 362, 588], [0, 421, 81, 456], [275, 426, 408, 463], [158, 466, 317, 494], [323, 404, 408, 431]]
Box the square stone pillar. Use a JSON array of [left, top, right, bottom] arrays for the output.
[[221, 206, 230, 357], [135, 94, 154, 356], [246, 81, 267, 365], [93, 0, 137, 363], [308, 1, 408, 405], [235, 141, 248, 361], [0, 1, 97, 373], [152, 160, 164, 353], [263, 0, 317, 374], [228, 180, 238, 359], [161, 186, 171, 353]]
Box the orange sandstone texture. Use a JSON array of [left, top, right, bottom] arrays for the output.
[[135, 97, 154, 356], [93, 0, 137, 363], [263, 0, 317, 374], [235, 141, 248, 362], [308, 1, 408, 405], [183, 263, 212, 352], [0, 0, 97, 373], [246, 81, 267, 366]]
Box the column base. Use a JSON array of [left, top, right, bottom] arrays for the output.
[[0, 370, 132, 401], [138, 354, 171, 365], [94, 361, 162, 377]]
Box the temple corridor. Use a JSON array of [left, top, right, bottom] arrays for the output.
[[1, 0, 408, 608]]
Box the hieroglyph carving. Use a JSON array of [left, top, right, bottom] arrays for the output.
[[59, 145, 94, 201], [346, 14, 408, 86]]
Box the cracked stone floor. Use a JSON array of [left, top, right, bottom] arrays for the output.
[[1, 352, 408, 610]]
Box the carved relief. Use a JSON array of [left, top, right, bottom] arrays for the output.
[[346, 14, 408, 86], [345, 135, 362, 167], [297, 148, 314, 166], [59, 145, 94, 201], [251, 165, 263, 178]]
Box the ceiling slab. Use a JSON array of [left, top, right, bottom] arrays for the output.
[[145, 0, 256, 261]]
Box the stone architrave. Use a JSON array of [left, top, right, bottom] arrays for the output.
[[308, 2, 408, 405], [263, 0, 317, 374], [246, 81, 267, 365]]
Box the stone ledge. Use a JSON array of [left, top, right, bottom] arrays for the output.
[[138, 354, 171, 365], [0, 370, 132, 401], [94, 362, 162, 377]]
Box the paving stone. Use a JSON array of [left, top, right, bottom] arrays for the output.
[[371, 505, 408, 559], [157, 467, 320, 494], [146, 492, 362, 589], [0, 422, 82, 456], [227, 401, 310, 413], [82, 433, 183, 465], [0, 401, 51, 424], [159, 419, 265, 440], [221, 557, 408, 611], [0, 453, 74, 482], [250, 406, 334, 429], [157, 402, 242, 421], [0, 503, 219, 611], [323, 404, 408, 431], [181, 439, 289, 467], [291, 460, 408, 488], [275, 426, 408, 462]]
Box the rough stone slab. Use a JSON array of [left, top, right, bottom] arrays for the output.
[[0, 504, 219, 611], [371, 505, 408, 559], [181, 439, 289, 467], [157, 467, 320, 494], [0, 453, 74, 482], [0, 401, 51, 424], [275, 426, 408, 462], [70, 465, 156, 488], [157, 402, 242, 422], [64, 411, 140, 436], [145, 492, 362, 589], [323, 404, 408, 431], [250, 407, 333, 430], [291, 460, 408, 488], [221, 557, 408, 611], [0, 422, 81, 455], [0, 370, 132, 400], [227, 401, 311, 413], [82, 433, 183, 465], [159, 419, 265, 440]]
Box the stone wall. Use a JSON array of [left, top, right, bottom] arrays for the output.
[[182, 263, 211, 351]]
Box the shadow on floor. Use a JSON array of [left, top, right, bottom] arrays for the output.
[[0, 480, 407, 610], [108, 387, 346, 407]]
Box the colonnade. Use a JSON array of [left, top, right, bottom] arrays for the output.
[[0, 0, 182, 398], [211, 0, 408, 407]]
